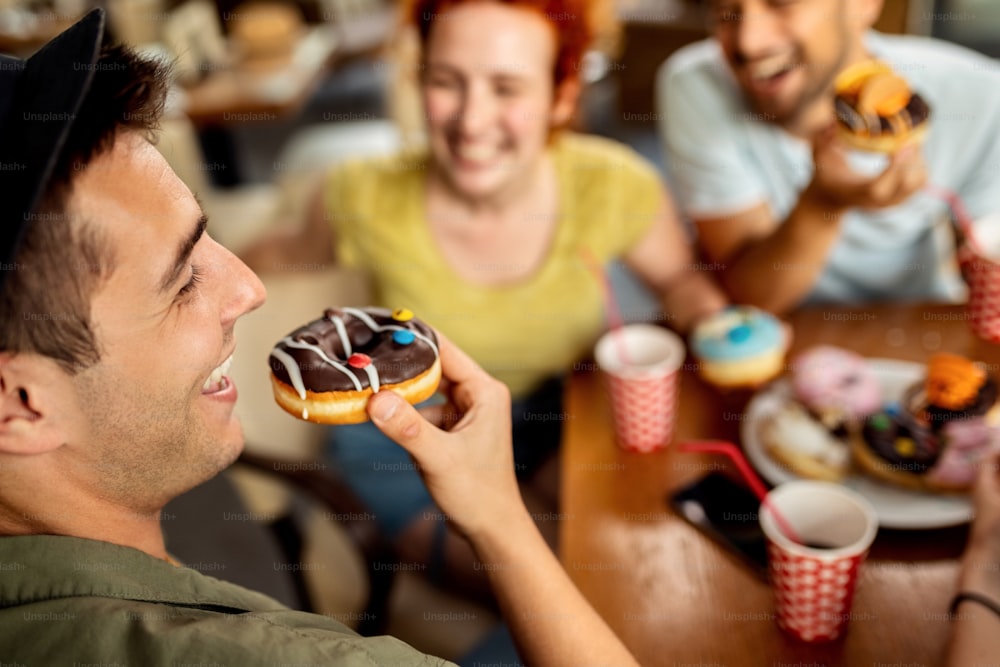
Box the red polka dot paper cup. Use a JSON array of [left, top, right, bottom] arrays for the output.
[[959, 217, 1000, 344], [594, 325, 685, 453], [760, 481, 878, 643]]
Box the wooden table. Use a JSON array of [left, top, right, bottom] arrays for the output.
[[560, 303, 997, 666]]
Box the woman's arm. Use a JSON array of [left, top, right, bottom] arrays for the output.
[[623, 189, 729, 334], [693, 132, 927, 315], [947, 454, 1000, 665]]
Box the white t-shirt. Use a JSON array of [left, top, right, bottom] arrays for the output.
[[657, 32, 1000, 304]]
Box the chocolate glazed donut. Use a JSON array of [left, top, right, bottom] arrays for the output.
[[269, 307, 441, 424]]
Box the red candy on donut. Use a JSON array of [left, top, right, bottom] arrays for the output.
[[348, 353, 372, 368]]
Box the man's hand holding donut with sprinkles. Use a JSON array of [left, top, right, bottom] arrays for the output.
[[367, 333, 515, 541], [366, 333, 640, 667], [268, 312, 641, 666], [240, 0, 729, 628]]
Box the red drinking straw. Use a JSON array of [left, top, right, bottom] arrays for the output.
[[580, 247, 632, 365], [925, 184, 986, 258], [678, 440, 804, 545]]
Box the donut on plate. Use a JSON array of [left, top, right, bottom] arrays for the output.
[[757, 345, 879, 482], [759, 401, 851, 482], [791, 345, 882, 435], [853, 353, 1000, 492], [269, 306, 441, 424], [851, 404, 940, 492]]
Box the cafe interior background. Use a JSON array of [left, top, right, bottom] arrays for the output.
[[2, 0, 999, 661]]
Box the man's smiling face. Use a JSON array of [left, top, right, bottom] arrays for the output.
[[63, 131, 265, 508], [709, 0, 876, 128]]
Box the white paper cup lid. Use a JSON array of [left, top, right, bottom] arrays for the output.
[[594, 324, 685, 378], [760, 481, 878, 557]]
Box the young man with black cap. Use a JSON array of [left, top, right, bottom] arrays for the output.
[[0, 10, 641, 665]]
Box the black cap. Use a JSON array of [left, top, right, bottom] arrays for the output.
[[0, 8, 104, 284]]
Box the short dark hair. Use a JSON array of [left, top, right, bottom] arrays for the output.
[[0, 44, 169, 373]]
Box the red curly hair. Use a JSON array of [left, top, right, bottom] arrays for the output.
[[405, 0, 594, 87]]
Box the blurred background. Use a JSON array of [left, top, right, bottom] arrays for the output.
[[5, 0, 996, 185], [2, 0, 994, 311], [2, 0, 994, 247], [2, 0, 997, 662]]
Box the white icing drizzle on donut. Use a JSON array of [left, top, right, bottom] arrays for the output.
[[302, 407, 309, 419], [360, 364, 380, 393], [271, 348, 309, 399], [342, 307, 440, 356], [340, 307, 436, 393], [327, 313, 353, 357], [280, 336, 363, 392], [274, 308, 438, 396]]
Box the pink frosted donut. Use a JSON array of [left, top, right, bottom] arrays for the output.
[[924, 419, 1000, 492], [792, 346, 882, 428]]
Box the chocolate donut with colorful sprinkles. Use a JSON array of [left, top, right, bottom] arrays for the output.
[[269, 307, 441, 424]]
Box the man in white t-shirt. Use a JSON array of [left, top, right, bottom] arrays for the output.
[[657, 0, 1000, 312]]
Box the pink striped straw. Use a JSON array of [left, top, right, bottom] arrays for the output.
[[580, 247, 631, 365], [678, 440, 804, 545], [925, 184, 986, 257]]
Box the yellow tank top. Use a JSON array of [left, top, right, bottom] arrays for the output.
[[324, 133, 661, 398]]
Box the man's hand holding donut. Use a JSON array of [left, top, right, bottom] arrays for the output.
[[808, 124, 928, 213], [367, 333, 640, 667], [366, 334, 521, 541]]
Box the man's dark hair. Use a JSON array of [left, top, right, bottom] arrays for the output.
[[0, 44, 169, 373]]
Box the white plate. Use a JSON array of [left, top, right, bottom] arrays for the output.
[[742, 358, 974, 529]]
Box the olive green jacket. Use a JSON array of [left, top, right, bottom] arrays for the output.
[[0, 534, 451, 666]]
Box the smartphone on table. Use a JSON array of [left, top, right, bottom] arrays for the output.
[[668, 472, 769, 580]]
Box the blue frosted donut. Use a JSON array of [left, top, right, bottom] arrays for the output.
[[690, 306, 786, 388]]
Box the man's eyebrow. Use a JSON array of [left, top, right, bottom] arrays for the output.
[[159, 213, 208, 293]]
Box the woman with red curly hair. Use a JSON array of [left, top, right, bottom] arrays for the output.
[[244, 0, 726, 631]]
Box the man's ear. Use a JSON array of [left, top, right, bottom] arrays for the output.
[[0, 353, 66, 456], [551, 75, 583, 129]]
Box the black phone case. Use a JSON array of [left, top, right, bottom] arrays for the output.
[[668, 472, 770, 579]]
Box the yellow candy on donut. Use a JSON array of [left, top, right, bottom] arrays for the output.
[[392, 307, 414, 322]]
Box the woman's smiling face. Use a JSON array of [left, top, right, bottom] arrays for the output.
[[421, 2, 574, 202]]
